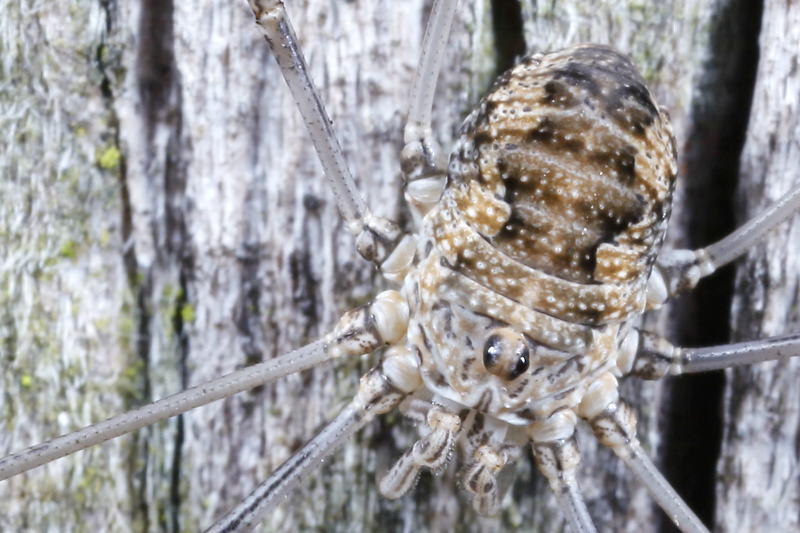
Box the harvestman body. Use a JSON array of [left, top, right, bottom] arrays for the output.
[[2, 1, 800, 532]]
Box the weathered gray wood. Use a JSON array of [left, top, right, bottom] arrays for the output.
[[718, 1, 800, 532], [1, 1, 798, 532], [1, 1, 138, 531]]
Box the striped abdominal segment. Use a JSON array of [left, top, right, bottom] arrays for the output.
[[447, 44, 677, 288]]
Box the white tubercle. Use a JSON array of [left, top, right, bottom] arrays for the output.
[[528, 409, 577, 442], [381, 235, 418, 284], [404, 176, 446, 215], [577, 373, 619, 420], [645, 270, 668, 310], [615, 329, 640, 375], [382, 346, 423, 393], [372, 290, 410, 344]]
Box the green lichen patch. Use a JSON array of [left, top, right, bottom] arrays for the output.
[[179, 303, 196, 324], [96, 145, 121, 170], [59, 239, 78, 259]]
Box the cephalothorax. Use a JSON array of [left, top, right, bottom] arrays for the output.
[[2, 1, 800, 532]]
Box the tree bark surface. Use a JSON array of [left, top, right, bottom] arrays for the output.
[[1, 1, 797, 532]]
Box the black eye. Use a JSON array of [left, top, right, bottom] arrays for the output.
[[482, 334, 502, 371], [507, 346, 530, 380]]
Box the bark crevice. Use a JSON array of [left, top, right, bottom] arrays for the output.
[[490, 0, 526, 75], [135, 0, 191, 530], [659, 1, 764, 530]]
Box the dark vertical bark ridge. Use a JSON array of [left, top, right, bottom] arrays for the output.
[[135, 0, 190, 529], [659, 1, 764, 530], [490, 0, 526, 75]]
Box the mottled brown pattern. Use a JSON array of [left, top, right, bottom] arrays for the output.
[[406, 45, 676, 425], [429, 206, 645, 324], [445, 44, 676, 324]]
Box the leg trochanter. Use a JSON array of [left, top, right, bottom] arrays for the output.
[[578, 374, 710, 533], [532, 438, 597, 533], [247, 0, 409, 267], [629, 330, 800, 379], [647, 181, 800, 308]]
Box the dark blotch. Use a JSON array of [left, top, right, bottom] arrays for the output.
[[418, 324, 433, 353], [542, 80, 579, 109], [551, 62, 602, 95], [497, 158, 508, 174], [591, 144, 638, 185], [527, 117, 555, 144], [590, 194, 647, 249], [550, 49, 659, 137], [561, 136, 585, 154], [496, 210, 526, 240], [609, 81, 659, 120], [473, 130, 493, 147], [514, 408, 538, 421]]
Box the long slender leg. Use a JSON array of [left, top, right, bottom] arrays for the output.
[[205, 350, 422, 533], [532, 439, 597, 533], [628, 329, 800, 379], [247, 0, 364, 230], [646, 181, 800, 308], [246, 1, 405, 267], [0, 290, 409, 481], [403, 0, 459, 176], [530, 410, 597, 533], [402, 0, 459, 217], [579, 374, 709, 533]]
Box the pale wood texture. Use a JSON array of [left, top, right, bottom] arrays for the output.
[[1, 1, 798, 532]]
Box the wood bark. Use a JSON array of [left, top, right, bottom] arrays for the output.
[[717, 2, 800, 531], [1, 1, 797, 532]]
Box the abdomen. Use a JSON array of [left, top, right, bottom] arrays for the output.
[[441, 44, 677, 326]]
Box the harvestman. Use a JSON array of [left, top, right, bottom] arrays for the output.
[[2, 1, 800, 532]]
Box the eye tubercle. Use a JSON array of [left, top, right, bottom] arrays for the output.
[[482, 328, 530, 381]]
